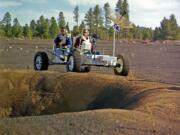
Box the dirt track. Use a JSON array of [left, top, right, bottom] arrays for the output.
[[0, 110, 179, 135], [0, 39, 180, 85], [0, 39, 180, 134]]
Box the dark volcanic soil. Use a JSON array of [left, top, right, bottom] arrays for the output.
[[0, 70, 179, 135], [0, 39, 180, 135], [0, 38, 180, 85]]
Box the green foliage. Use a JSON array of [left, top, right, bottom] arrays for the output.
[[116, 0, 129, 20], [0, 29, 5, 37], [12, 18, 23, 38], [1, 1, 180, 41], [104, 3, 111, 28], [79, 21, 85, 32], [2, 12, 12, 37], [0, 22, 5, 37], [36, 15, 49, 38], [85, 8, 95, 33], [72, 26, 80, 36], [160, 17, 172, 40], [30, 20, 37, 37], [153, 27, 161, 40], [121, 0, 129, 20], [23, 24, 32, 38], [49, 17, 59, 38], [160, 14, 179, 40], [93, 5, 104, 33], [58, 12, 66, 28], [142, 28, 153, 40], [2, 12, 11, 25], [175, 28, 180, 40], [116, 0, 122, 15], [108, 27, 114, 40], [84, 4, 104, 35], [73, 6, 79, 27], [114, 0, 130, 38]]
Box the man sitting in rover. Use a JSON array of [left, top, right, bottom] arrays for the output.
[[53, 27, 72, 60]]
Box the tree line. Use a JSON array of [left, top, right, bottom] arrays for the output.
[[0, 0, 180, 40], [0, 11, 69, 39]]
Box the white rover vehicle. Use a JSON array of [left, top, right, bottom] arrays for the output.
[[34, 8, 130, 76], [34, 37, 129, 76]]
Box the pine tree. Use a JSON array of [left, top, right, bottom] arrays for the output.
[[154, 27, 161, 40], [85, 8, 94, 33], [115, 0, 130, 38], [0, 20, 5, 37], [169, 14, 179, 39], [104, 3, 111, 28], [107, 27, 115, 40], [58, 12, 66, 28], [159, 15, 180, 40], [160, 17, 172, 40], [121, 0, 129, 20], [30, 20, 37, 37], [142, 28, 152, 40], [23, 24, 32, 38], [121, 0, 130, 38], [72, 26, 80, 36], [93, 5, 103, 33], [12, 18, 23, 38], [73, 6, 79, 27], [176, 27, 180, 40], [131, 26, 143, 39], [2, 12, 11, 25], [49, 17, 59, 38], [116, 0, 122, 15], [36, 15, 49, 38], [2, 12, 12, 37]]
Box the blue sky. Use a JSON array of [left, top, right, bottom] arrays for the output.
[[0, 0, 180, 29]]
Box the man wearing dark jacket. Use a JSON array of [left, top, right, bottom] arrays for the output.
[[53, 27, 72, 60], [54, 27, 72, 48]]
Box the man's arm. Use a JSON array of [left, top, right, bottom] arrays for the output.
[[54, 35, 61, 48]]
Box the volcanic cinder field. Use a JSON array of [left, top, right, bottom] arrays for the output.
[[0, 38, 180, 135]]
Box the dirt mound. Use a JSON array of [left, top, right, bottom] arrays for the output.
[[0, 70, 179, 134], [0, 70, 137, 117], [0, 110, 179, 135]]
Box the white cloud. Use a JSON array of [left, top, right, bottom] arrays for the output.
[[20, 0, 47, 4], [129, 0, 180, 28], [67, 0, 116, 7], [0, 0, 47, 8], [0, 1, 22, 8], [3, 0, 180, 29], [129, 0, 180, 11], [67, 0, 180, 28], [67, 0, 103, 5]]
